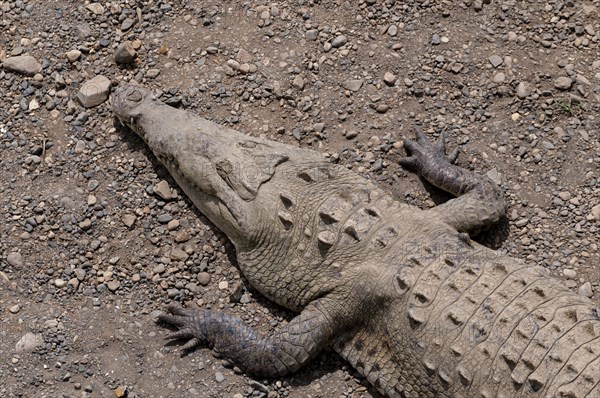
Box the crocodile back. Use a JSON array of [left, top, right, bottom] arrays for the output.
[[335, 234, 600, 397]]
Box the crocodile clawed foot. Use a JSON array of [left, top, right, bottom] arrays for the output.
[[158, 304, 206, 352], [399, 129, 459, 174]]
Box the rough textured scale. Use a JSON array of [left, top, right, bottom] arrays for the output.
[[111, 84, 600, 398]]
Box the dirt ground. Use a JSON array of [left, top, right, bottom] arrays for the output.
[[0, 1, 599, 397]]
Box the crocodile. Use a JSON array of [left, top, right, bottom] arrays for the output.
[[111, 83, 600, 398]]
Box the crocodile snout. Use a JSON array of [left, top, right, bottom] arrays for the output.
[[110, 83, 151, 126]]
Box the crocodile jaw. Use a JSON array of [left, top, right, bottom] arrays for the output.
[[111, 83, 252, 244]]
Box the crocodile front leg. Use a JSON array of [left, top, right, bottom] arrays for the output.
[[400, 130, 507, 235], [159, 298, 345, 377]]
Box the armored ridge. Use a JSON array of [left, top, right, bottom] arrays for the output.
[[111, 83, 600, 398]]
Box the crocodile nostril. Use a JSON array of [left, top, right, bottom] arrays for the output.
[[126, 90, 143, 102]]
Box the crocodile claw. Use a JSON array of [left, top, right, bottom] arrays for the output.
[[158, 305, 207, 350], [399, 129, 459, 173]]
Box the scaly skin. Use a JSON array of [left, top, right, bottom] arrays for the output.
[[111, 84, 600, 398]]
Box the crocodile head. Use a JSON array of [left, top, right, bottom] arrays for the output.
[[111, 83, 292, 247]]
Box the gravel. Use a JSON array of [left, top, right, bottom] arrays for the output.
[[0, 0, 598, 397]]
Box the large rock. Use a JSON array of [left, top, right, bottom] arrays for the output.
[[15, 332, 44, 353], [76, 75, 111, 108], [2, 55, 41, 76]]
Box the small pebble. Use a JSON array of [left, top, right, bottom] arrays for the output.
[[153, 180, 173, 200], [592, 205, 600, 220], [306, 29, 318, 41], [65, 50, 82, 63], [488, 55, 503, 68], [579, 282, 593, 298], [107, 281, 120, 292], [197, 272, 211, 286], [517, 81, 532, 99], [493, 72, 506, 84], [554, 76, 573, 90], [331, 35, 348, 48], [563, 269, 577, 279], [55, 279, 67, 288], [7, 252, 23, 268], [79, 219, 92, 230], [157, 214, 173, 223], [345, 130, 359, 140], [146, 69, 161, 79], [115, 41, 137, 64], [15, 332, 43, 353], [122, 214, 136, 228], [375, 104, 389, 113], [292, 75, 305, 90], [342, 79, 363, 92], [383, 72, 396, 86], [218, 281, 229, 290]]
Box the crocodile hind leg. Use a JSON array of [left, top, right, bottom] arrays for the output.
[[400, 130, 507, 235], [158, 298, 346, 377]]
